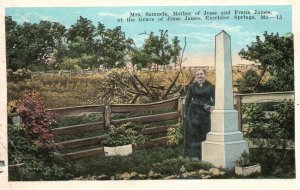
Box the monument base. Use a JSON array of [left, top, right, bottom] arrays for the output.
[[202, 139, 249, 169], [201, 109, 249, 169]]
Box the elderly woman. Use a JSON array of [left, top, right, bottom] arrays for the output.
[[183, 69, 215, 160]]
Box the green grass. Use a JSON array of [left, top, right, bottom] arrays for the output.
[[66, 144, 213, 178]]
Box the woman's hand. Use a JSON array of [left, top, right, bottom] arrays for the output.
[[204, 104, 210, 111], [204, 104, 214, 112]]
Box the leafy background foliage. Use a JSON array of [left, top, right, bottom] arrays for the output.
[[5, 16, 180, 71], [242, 100, 294, 176], [239, 32, 293, 92]]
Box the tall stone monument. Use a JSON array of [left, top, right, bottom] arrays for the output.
[[202, 30, 249, 169]]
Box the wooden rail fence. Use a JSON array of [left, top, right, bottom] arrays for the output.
[[8, 91, 294, 160], [48, 96, 181, 160]]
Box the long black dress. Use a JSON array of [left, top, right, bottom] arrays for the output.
[[183, 80, 215, 159]]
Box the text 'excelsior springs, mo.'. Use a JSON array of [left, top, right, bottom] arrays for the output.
[[116, 10, 283, 23]]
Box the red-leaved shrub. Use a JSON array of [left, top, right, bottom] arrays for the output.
[[17, 92, 57, 150]]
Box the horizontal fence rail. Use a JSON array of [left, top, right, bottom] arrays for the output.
[[9, 91, 294, 160], [64, 147, 105, 160], [47, 105, 105, 117], [234, 91, 294, 104], [111, 97, 178, 113], [134, 137, 169, 151], [57, 136, 103, 149], [234, 91, 294, 131], [52, 122, 104, 136], [112, 112, 179, 125], [141, 125, 176, 135]]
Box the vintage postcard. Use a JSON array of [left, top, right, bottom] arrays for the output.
[[0, 0, 299, 190]]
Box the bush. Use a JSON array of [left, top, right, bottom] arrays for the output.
[[8, 92, 73, 180], [17, 92, 57, 150], [167, 123, 183, 145], [91, 68, 134, 104], [243, 100, 294, 142], [102, 123, 148, 147], [7, 68, 32, 82], [242, 100, 295, 177], [59, 57, 82, 71], [270, 99, 294, 140], [8, 124, 72, 180], [235, 151, 256, 167]]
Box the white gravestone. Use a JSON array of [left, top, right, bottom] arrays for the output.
[[202, 30, 249, 169], [104, 144, 133, 156]]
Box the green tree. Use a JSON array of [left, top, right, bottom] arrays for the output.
[[237, 69, 261, 93], [144, 30, 172, 70], [5, 16, 66, 71], [239, 32, 294, 91], [66, 16, 95, 42], [63, 17, 104, 69], [64, 18, 133, 69], [101, 26, 134, 68], [5, 16, 20, 70], [130, 50, 152, 69], [171, 36, 182, 69], [65, 16, 96, 60], [131, 30, 180, 71]]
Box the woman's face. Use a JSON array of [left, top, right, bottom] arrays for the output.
[[195, 69, 206, 83]]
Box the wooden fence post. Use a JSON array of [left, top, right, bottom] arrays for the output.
[[177, 97, 184, 124], [235, 95, 242, 131], [104, 104, 111, 129]]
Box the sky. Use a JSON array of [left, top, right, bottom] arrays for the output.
[[5, 5, 292, 66]]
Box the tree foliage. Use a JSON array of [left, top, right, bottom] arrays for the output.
[[5, 16, 142, 71], [130, 30, 181, 71], [171, 36, 182, 69], [239, 32, 294, 91], [98, 26, 134, 69], [5, 16, 66, 71], [237, 69, 260, 93]]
